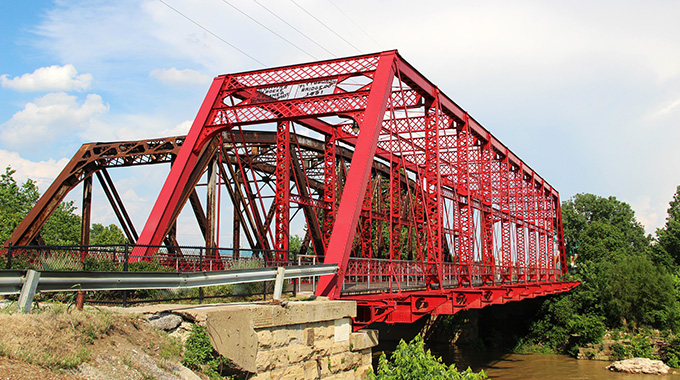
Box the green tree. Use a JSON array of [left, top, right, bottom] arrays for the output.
[[521, 193, 680, 355], [656, 185, 680, 268], [562, 193, 651, 262], [0, 167, 40, 243], [90, 223, 127, 245], [41, 200, 82, 245], [0, 166, 84, 246]]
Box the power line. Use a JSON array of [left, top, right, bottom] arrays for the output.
[[327, 0, 381, 50], [288, 0, 363, 54], [219, 0, 319, 60], [252, 0, 337, 57], [156, 0, 267, 67]]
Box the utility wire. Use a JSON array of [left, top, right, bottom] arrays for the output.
[[288, 0, 363, 54], [156, 0, 266, 67], [252, 0, 337, 57], [219, 0, 319, 60], [327, 0, 381, 50]]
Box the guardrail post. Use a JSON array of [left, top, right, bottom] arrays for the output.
[[6, 242, 12, 270], [199, 248, 204, 303], [273, 267, 286, 302], [123, 242, 129, 307], [18, 270, 40, 313]]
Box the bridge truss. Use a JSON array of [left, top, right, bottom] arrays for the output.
[[5, 50, 578, 329]]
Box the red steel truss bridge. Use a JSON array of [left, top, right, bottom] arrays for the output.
[[5, 50, 578, 329]]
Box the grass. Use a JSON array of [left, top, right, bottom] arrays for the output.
[[0, 306, 130, 369]]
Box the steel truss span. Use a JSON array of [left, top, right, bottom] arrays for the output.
[[8, 50, 578, 329], [133, 50, 577, 326]]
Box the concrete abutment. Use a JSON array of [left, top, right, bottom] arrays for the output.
[[143, 300, 378, 379]]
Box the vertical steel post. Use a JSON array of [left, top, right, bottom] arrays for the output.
[[323, 133, 337, 248], [274, 121, 291, 263], [456, 116, 473, 286], [538, 187, 548, 281], [80, 175, 92, 263], [554, 194, 568, 275], [233, 205, 241, 259], [360, 183, 373, 259], [390, 160, 401, 261], [500, 156, 512, 283], [206, 154, 217, 255], [514, 168, 526, 283], [526, 178, 538, 282], [480, 140, 494, 284], [424, 94, 443, 288], [123, 242, 129, 307]]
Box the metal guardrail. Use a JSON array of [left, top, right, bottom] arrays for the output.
[[0, 264, 337, 312]]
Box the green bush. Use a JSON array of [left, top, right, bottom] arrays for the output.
[[630, 334, 657, 359], [665, 338, 680, 368], [83, 256, 122, 272], [183, 324, 230, 380], [368, 334, 486, 380], [127, 259, 175, 273], [611, 343, 631, 360]]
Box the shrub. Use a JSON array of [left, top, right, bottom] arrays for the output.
[[630, 334, 657, 359], [665, 338, 680, 368], [183, 324, 230, 380], [368, 334, 486, 380]]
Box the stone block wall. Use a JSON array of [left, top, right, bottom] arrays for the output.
[[172, 300, 378, 380], [252, 318, 375, 379]]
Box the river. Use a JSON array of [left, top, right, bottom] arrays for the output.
[[376, 344, 680, 379]]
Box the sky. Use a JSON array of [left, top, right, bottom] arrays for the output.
[[1, 0, 679, 245]]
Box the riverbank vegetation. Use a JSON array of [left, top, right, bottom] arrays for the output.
[[512, 190, 680, 365]]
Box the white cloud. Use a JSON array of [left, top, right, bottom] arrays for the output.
[[0, 150, 70, 192], [0, 92, 108, 149], [17, 0, 680, 242], [159, 120, 192, 136], [1, 64, 92, 92], [122, 188, 145, 202], [83, 116, 192, 143], [647, 98, 680, 120], [150, 68, 211, 85]]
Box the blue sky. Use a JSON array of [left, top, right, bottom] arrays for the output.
[[1, 0, 680, 244]]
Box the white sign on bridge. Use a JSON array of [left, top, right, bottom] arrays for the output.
[[255, 78, 337, 102]]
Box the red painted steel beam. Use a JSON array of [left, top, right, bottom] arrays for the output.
[[135, 77, 226, 251], [347, 281, 580, 330], [315, 51, 397, 298]]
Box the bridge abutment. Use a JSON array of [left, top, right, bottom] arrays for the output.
[[165, 300, 377, 379]]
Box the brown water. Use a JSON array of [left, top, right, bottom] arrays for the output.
[[429, 345, 680, 380]]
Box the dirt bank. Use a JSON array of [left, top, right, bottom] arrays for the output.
[[0, 304, 197, 379]]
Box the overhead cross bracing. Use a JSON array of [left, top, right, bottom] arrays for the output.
[[6, 50, 578, 329]]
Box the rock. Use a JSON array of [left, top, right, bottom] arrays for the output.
[[606, 358, 670, 375], [170, 321, 193, 343], [148, 313, 183, 331]]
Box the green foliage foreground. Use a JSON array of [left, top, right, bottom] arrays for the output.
[[183, 325, 230, 380], [368, 335, 486, 380]]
